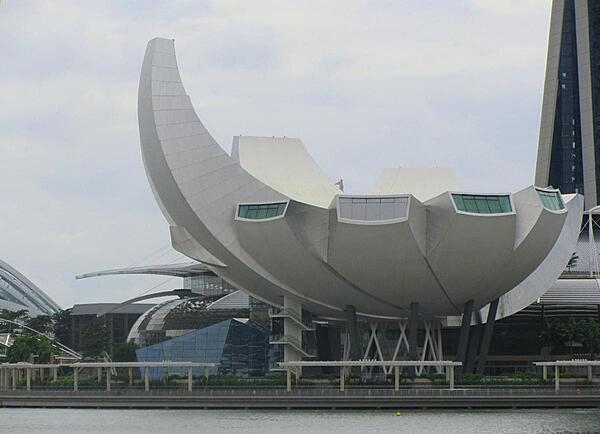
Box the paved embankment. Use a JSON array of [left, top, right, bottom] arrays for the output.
[[1, 387, 599, 409]]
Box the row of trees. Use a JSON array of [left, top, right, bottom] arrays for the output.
[[540, 319, 600, 358], [1, 309, 137, 362]]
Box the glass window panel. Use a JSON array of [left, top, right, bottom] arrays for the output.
[[487, 198, 502, 213], [365, 200, 381, 220], [338, 196, 408, 221], [463, 197, 478, 213], [453, 195, 465, 211], [474, 197, 491, 213], [498, 196, 512, 212], [536, 190, 564, 211], [237, 202, 287, 219]]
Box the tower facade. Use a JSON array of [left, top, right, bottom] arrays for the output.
[[536, 0, 600, 210]]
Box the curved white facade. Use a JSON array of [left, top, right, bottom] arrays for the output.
[[138, 37, 584, 321]]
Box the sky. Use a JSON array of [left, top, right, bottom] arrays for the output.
[[0, 0, 552, 308]]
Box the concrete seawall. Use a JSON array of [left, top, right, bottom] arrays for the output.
[[1, 387, 599, 409]]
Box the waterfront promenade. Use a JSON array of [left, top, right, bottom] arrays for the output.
[[1, 386, 599, 409]]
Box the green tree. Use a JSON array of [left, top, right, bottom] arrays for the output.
[[561, 319, 584, 358], [26, 315, 54, 334], [0, 309, 30, 333], [566, 252, 579, 272], [6, 333, 56, 363], [580, 321, 600, 359], [80, 318, 110, 357], [111, 341, 138, 362], [52, 309, 72, 348], [540, 319, 565, 358]]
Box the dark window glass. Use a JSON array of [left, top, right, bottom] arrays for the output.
[[549, 0, 584, 197], [452, 194, 512, 214], [238, 202, 287, 219]]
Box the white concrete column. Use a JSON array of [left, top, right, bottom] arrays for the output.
[[53, 367, 58, 383], [543, 365, 548, 381], [144, 368, 150, 392], [449, 366, 455, 390], [106, 369, 111, 391], [97, 367, 102, 384], [73, 368, 79, 392], [286, 369, 292, 392], [340, 367, 345, 392], [128, 367, 133, 386], [394, 365, 400, 391], [11, 369, 16, 391], [26, 368, 31, 391], [555, 366, 560, 391], [187, 367, 193, 392]]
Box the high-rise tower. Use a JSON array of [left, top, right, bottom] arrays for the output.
[[536, 0, 600, 210]]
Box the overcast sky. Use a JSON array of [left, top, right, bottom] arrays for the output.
[[0, 0, 552, 308]]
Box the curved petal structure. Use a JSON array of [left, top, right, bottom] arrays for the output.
[[232, 136, 341, 208], [138, 38, 583, 320]]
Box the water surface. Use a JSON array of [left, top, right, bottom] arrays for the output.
[[1, 408, 599, 433]]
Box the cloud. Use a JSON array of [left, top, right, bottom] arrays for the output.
[[0, 0, 552, 306]]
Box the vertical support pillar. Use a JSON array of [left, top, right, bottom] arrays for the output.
[[204, 366, 209, 380], [11, 369, 16, 391], [144, 368, 150, 392], [106, 368, 111, 392], [343, 305, 361, 360], [187, 367, 193, 392], [53, 367, 58, 383], [128, 367, 133, 386], [340, 367, 345, 392], [449, 366, 455, 390], [543, 365, 548, 381], [73, 368, 78, 392], [588, 365, 593, 382], [394, 365, 400, 391], [40, 368, 44, 382], [555, 366, 560, 391], [97, 367, 102, 384], [456, 300, 473, 374], [286, 369, 292, 392], [464, 326, 482, 374], [408, 302, 419, 376], [26, 368, 31, 391], [475, 298, 499, 375]]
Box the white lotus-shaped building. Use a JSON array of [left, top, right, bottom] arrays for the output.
[[138, 37, 583, 337]]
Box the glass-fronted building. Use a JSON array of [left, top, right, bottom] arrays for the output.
[[136, 319, 269, 379]]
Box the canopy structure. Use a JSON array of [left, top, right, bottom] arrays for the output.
[[0, 259, 60, 315]]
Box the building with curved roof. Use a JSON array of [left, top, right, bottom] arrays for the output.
[[137, 37, 584, 365], [0, 259, 60, 316]]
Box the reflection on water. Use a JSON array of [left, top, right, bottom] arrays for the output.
[[0, 408, 599, 434]]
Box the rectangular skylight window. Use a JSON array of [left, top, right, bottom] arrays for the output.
[[452, 194, 512, 214], [338, 196, 408, 221], [536, 189, 565, 211], [238, 202, 287, 219]]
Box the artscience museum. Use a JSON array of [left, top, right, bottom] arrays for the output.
[[137, 37, 584, 372]]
